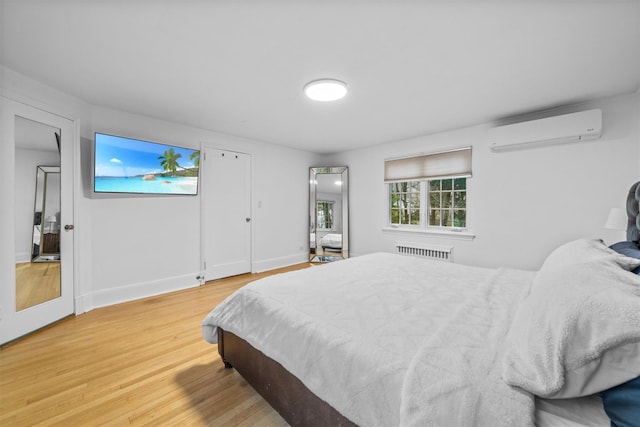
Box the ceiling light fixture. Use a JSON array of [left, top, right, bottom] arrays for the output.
[[304, 79, 348, 102]]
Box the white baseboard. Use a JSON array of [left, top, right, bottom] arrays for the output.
[[253, 252, 309, 273], [15, 252, 31, 263], [77, 272, 200, 313]]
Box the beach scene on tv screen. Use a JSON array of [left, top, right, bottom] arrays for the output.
[[94, 134, 199, 195]]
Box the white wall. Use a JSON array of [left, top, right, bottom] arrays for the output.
[[2, 66, 323, 314], [81, 107, 322, 310], [251, 144, 321, 270], [330, 92, 640, 270]]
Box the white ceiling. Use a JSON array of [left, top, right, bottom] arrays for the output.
[[316, 172, 343, 195], [2, 0, 639, 154]]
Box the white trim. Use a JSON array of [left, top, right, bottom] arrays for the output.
[[15, 253, 31, 263], [72, 118, 81, 314], [387, 177, 469, 232], [78, 273, 200, 311], [252, 253, 309, 273], [0, 85, 81, 124], [382, 226, 475, 241]]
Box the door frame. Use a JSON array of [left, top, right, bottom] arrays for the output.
[[0, 96, 79, 345], [200, 145, 253, 281]]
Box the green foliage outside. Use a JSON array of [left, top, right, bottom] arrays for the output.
[[390, 178, 466, 228]]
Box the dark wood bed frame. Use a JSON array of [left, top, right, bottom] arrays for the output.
[[217, 328, 358, 427]]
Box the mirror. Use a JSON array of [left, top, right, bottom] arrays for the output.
[[309, 166, 348, 262], [15, 117, 62, 311], [32, 166, 61, 261]]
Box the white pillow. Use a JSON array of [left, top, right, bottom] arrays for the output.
[[502, 238, 640, 398]]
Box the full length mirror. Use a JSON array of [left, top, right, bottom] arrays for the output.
[[32, 166, 61, 261], [309, 166, 348, 262], [15, 117, 62, 311]]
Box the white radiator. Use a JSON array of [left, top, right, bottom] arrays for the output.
[[395, 242, 453, 262]]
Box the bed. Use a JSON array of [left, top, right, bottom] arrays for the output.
[[202, 183, 640, 427], [319, 233, 342, 250]]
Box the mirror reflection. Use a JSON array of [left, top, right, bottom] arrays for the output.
[[310, 167, 348, 262], [15, 116, 62, 311], [32, 166, 61, 261]]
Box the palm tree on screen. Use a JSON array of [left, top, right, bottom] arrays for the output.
[[189, 150, 200, 168], [158, 149, 183, 174]]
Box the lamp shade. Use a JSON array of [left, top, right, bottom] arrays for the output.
[[605, 208, 628, 230]]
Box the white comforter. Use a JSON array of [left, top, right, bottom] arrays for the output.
[[202, 253, 536, 426], [320, 233, 342, 248]]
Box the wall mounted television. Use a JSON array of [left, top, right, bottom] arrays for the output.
[[93, 133, 199, 195]]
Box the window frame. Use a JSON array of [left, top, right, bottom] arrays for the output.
[[387, 177, 468, 231], [316, 200, 335, 230], [426, 177, 467, 229], [389, 180, 422, 227]]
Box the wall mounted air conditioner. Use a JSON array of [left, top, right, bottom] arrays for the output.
[[488, 109, 602, 151]]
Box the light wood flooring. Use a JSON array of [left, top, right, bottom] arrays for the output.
[[1, 262, 312, 426], [15, 261, 61, 311]]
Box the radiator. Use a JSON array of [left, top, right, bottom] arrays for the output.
[[395, 242, 453, 262]]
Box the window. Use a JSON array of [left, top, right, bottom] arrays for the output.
[[390, 181, 421, 225], [385, 147, 471, 230], [388, 178, 466, 229], [428, 178, 466, 227], [317, 201, 334, 229]]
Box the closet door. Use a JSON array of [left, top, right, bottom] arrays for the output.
[[1, 97, 75, 344], [202, 147, 251, 281]]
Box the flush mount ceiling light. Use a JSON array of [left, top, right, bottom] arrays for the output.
[[304, 79, 348, 102]]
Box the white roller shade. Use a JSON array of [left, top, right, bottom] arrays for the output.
[[384, 147, 472, 182]]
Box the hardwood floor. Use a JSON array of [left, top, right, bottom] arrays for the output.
[[1, 263, 312, 426]]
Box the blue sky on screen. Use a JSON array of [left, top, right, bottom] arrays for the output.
[[95, 133, 198, 177]]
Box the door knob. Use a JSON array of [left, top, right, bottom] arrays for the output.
[[64, 224, 74, 231]]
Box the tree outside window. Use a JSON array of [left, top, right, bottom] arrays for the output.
[[389, 181, 421, 225], [428, 178, 466, 228], [389, 177, 466, 229], [317, 201, 334, 229]]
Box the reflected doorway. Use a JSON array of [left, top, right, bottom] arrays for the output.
[[14, 117, 62, 311]]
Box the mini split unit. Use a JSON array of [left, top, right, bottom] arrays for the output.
[[488, 109, 602, 151]]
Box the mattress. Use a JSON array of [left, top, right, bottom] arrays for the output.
[[319, 233, 342, 248], [202, 253, 611, 426]]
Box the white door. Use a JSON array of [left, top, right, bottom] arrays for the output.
[[202, 147, 251, 281], [0, 98, 75, 344]]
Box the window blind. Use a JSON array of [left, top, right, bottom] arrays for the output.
[[384, 147, 472, 183]]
